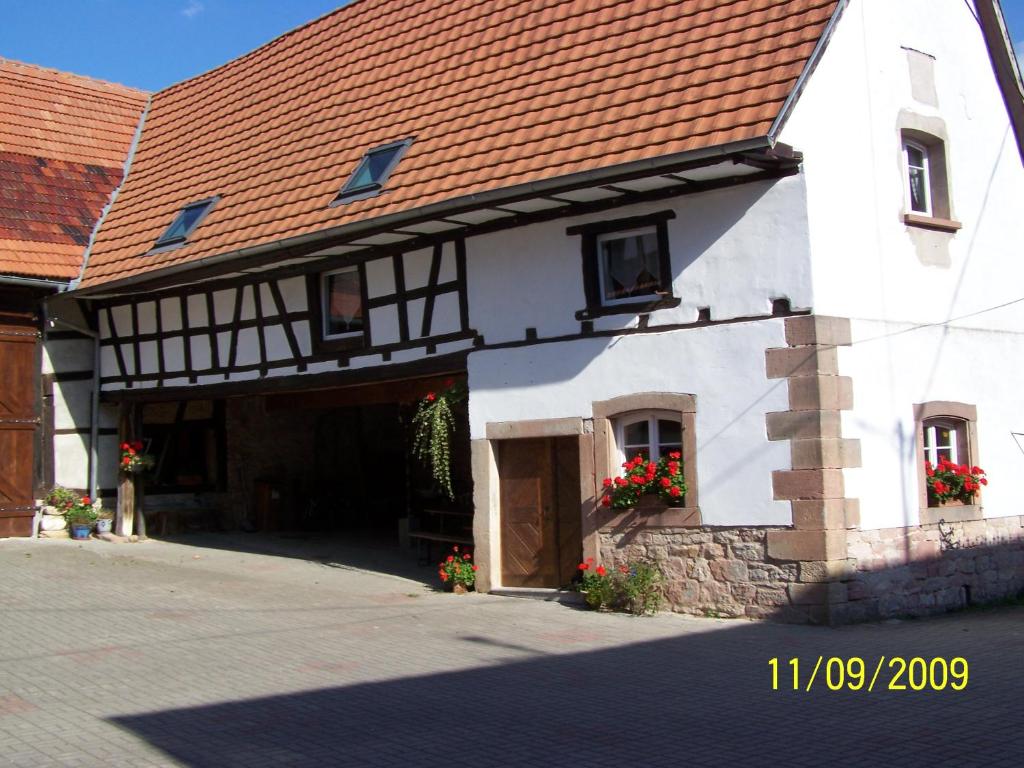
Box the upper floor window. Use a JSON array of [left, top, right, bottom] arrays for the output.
[[567, 210, 679, 319], [321, 267, 364, 339], [899, 127, 959, 232], [904, 140, 931, 215]]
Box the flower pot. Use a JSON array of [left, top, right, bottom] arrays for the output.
[[95, 518, 113, 534], [453, 583, 469, 595], [70, 523, 92, 540]]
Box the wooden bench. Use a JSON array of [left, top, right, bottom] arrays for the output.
[[408, 531, 473, 565]]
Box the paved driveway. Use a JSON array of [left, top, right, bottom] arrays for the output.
[[0, 536, 1021, 767]]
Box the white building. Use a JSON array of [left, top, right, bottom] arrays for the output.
[[58, 0, 1024, 622]]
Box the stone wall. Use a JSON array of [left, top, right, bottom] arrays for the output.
[[599, 515, 1024, 624], [599, 526, 824, 623], [833, 515, 1024, 623]]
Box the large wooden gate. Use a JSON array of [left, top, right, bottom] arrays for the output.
[[0, 300, 39, 537], [499, 437, 581, 588]]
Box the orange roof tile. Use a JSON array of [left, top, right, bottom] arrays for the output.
[[80, 0, 839, 289], [0, 59, 148, 281]]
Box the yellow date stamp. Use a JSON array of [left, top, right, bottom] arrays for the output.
[[769, 656, 969, 691]]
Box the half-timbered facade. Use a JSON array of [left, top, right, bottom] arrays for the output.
[[44, 0, 1024, 623]]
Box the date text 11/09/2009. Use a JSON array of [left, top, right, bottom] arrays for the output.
[[769, 656, 968, 692]]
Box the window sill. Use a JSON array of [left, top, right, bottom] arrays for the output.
[[919, 504, 982, 525], [903, 213, 962, 233], [597, 505, 701, 531], [575, 296, 680, 321]]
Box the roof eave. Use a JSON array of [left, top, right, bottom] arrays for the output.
[[72, 135, 775, 297]]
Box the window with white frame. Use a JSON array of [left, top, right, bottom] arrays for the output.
[[904, 139, 931, 215], [615, 411, 682, 463], [922, 417, 967, 466], [321, 267, 364, 339]]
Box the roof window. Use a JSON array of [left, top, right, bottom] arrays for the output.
[[154, 197, 218, 248], [333, 139, 413, 205]]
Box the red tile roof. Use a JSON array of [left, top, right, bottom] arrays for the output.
[[79, 0, 839, 289], [0, 59, 147, 281]]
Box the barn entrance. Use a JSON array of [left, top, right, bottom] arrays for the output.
[[131, 374, 472, 573]]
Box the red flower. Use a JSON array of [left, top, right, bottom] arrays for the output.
[[453, 545, 459, 552], [81, 496, 91, 505], [471, 565, 478, 572], [128, 447, 136, 456], [634, 455, 644, 464], [131, 441, 143, 451], [578, 562, 589, 571], [601, 496, 611, 507], [630, 475, 644, 485], [586, 557, 594, 563], [980, 478, 988, 485], [602, 478, 613, 488], [122, 457, 131, 465], [463, 553, 471, 560], [439, 572, 449, 582], [668, 461, 679, 474], [426, 392, 436, 402], [446, 555, 454, 563], [933, 481, 947, 494], [615, 477, 627, 487], [619, 565, 629, 574], [669, 451, 681, 459], [925, 464, 934, 477], [971, 466, 982, 475], [646, 462, 656, 473], [596, 565, 607, 576], [669, 486, 681, 497], [120, 442, 130, 451], [659, 477, 671, 488]]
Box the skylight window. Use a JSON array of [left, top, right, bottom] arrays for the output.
[[333, 138, 413, 205], [154, 197, 218, 248]]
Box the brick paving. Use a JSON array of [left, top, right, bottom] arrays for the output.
[[0, 535, 1021, 767]]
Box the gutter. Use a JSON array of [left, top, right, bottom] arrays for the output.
[[72, 95, 151, 291], [71, 135, 773, 296], [0, 274, 69, 290]]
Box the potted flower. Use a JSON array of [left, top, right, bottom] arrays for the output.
[[925, 458, 987, 506], [119, 440, 154, 474], [95, 509, 115, 534], [437, 545, 477, 593], [599, 452, 687, 510], [63, 495, 100, 540]]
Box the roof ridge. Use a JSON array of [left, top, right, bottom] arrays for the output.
[[156, 0, 372, 97], [0, 57, 149, 96]]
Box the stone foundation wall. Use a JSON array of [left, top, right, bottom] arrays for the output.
[[599, 526, 826, 622], [600, 515, 1024, 624], [833, 515, 1024, 623]]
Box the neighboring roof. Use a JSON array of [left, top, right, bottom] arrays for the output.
[[79, 0, 840, 290], [0, 59, 147, 280]]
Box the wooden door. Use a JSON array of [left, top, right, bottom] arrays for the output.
[[499, 437, 581, 588], [0, 302, 39, 537]]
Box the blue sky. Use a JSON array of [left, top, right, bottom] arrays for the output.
[[0, 0, 1022, 93]]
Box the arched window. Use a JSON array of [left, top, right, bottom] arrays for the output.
[[615, 411, 682, 463], [922, 416, 968, 466]]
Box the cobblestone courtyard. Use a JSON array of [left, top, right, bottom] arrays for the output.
[[0, 535, 1021, 767]]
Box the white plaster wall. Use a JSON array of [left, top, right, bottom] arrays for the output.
[[781, 0, 1024, 528], [468, 322, 794, 526], [467, 177, 814, 344], [841, 319, 1021, 529]]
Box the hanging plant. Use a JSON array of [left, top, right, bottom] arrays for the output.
[[412, 379, 466, 498]]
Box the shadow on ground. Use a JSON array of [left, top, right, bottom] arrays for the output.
[[157, 531, 435, 586], [110, 604, 1021, 767]]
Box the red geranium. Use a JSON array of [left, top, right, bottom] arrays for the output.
[[926, 458, 987, 504]]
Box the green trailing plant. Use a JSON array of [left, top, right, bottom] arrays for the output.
[[412, 379, 466, 499]]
